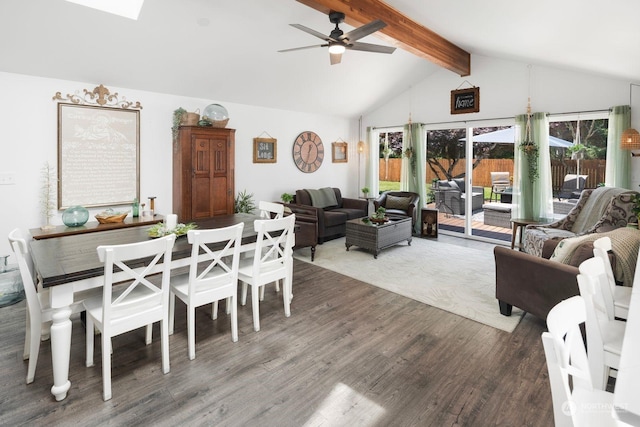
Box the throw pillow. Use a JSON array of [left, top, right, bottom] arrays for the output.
[[385, 195, 410, 211]]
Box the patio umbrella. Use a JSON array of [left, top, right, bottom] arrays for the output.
[[465, 127, 573, 147]]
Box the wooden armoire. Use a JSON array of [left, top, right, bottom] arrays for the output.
[[173, 126, 235, 221]]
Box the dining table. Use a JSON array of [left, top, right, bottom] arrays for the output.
[[29, 213, 284, 401]]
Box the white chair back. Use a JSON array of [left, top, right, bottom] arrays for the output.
[[577, 256, 624, 390], [592, 237, 618, 320], [258, 201, 285, 219], [542, 296, 613, 427], [543, 296, 593, 427], [97, 235, 176, 330], [251, 215, 295, 283], [185, 224, 244, 300], [239, 214, 295, 331], [8, 229, 41, 324]]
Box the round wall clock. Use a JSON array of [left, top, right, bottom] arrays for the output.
[[293, 131, 324, 173]]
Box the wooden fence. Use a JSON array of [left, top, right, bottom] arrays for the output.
[[379, 158, 606, 194]]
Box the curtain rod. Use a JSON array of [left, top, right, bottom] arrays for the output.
[[371, 107, 613, 131]]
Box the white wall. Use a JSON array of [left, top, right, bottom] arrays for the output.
[[364, 54, 636, 127], [0, 71, 357, 259]]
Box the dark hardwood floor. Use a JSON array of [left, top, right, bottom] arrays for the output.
[[0, 249, 553, 426]]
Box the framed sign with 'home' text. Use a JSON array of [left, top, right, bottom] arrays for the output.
[[450, 87, 480, 114]]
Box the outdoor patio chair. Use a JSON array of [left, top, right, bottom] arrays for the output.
[[489, 172, 510, 202], [557, 174, 588, 200]]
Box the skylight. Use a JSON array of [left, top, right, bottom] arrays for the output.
[[65, 0, 144, 20]]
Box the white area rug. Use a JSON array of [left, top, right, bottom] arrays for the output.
[[294, 237, 524, 333]]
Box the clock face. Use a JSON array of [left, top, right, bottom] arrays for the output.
[[293, 131, 324, 173]]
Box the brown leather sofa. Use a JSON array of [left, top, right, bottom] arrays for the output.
[[289, 188, 368, 243], [283, 204, 318, 261], [373, 191, 420, 227], [494, 244, 580, 321]]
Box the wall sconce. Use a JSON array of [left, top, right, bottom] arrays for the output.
[[621, 128, 640, 156]]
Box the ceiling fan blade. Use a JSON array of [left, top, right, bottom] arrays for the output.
[[348, 41, 396, 54], [330, 52, 342, 65], [278, 44, 326, 53], [341, 20, 386, 43], [290, 24, 336, 42]]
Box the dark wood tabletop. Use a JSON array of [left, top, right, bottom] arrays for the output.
[[30, 214, 262, 288]]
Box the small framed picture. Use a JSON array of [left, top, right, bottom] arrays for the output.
[[253, 137, 277, 163], [332, 141, 348, 163]]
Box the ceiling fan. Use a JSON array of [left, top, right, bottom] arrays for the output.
[[278, 11, 396, 65]]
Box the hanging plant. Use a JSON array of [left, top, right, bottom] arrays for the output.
[[404, 147, 416, 176], [519, 141, 539, 182]]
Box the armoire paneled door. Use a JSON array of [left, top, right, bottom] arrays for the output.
[[173, 126, 235, 221]]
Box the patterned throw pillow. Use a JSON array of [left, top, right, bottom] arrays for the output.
[[385, 195, 410, 211]]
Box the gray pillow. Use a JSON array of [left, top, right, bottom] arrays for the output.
[[385, 195, 410, 211]]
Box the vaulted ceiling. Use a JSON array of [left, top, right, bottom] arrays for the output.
[[1, 0, 638, 118]]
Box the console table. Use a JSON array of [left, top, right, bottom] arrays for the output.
[[30, 215, 163, 240]]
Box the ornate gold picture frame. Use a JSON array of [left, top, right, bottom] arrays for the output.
[[332, 141, 348, 163]]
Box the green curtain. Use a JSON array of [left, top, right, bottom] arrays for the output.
[[531, 112, 554, 221], [605, 105, 631, 189], [408, 123, 426, 233], [514, 112, 552, 221], [513, 114, 530, 219], [400, 123, 412, 191]]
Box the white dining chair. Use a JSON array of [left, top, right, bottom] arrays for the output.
[[84, 234, 176, 401], [239, 214, 295, 332], [169, 223, 244, 360], [257, 200, 286, 296], [259, 200, 285, 219], [8, 228, 88, 384], [543, 295, 630, 427], [592, 236, 631, 319], [577, 257, 626, 391]]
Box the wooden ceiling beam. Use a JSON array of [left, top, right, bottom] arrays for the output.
[[296, 0, 470, 76]]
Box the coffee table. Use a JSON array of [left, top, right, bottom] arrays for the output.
[[345, 217, 412, 258]]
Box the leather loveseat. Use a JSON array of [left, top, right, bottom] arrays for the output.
[[495, 226, 640, 321], [288, 187, 368, 243], [373, 191, 420, 228]]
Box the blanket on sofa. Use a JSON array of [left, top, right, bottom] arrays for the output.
[[306, 187, 338, 208], [571, 186, 626, 233], [550, 227, 640, 286]]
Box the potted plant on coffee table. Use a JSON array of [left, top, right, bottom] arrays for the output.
[[370, 206, 388, 224]]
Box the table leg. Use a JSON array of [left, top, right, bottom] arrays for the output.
[[50, 306, 72, 401], [518, 225, 526, 250], [48, 284, 75, 401], [511, 224, 518, 250]]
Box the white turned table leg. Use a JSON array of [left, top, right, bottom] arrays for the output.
[[50, 306, 72, 401]]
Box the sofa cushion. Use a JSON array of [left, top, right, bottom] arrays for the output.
[[385, 195, 411, 211], [332, 208, 365, 220], [323, 210, 348, 228]]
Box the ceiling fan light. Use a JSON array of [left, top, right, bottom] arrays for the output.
[[328, 44, 346, 54]]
